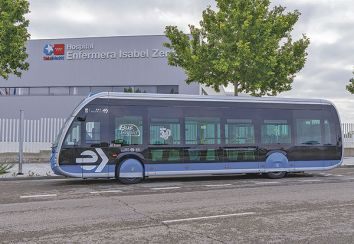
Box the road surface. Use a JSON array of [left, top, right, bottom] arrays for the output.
[[1, 168, 354, 243]]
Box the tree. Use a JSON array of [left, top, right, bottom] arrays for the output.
[[347, 71, 354, 94], [0, 0, 30, 80], [164, 0, 310, 96]]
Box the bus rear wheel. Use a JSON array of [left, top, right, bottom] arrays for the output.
[[266, 171, 286, 179], [117, 158, 144, 184]]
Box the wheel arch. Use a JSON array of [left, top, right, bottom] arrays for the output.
[[115, 153, 145, 179]]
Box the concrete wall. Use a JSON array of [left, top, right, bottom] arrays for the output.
[[345, 148, 354, 157], [0, 151, 51, 163]]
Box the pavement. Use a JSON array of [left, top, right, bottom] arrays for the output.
[[1, 157, 354, 180]]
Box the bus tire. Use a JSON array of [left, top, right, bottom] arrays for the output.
[[266, 172, 286, 179], [117, 158, 144, 184]]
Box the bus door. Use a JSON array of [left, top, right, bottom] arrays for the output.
[[258, 109, 293, 171], [76, 105, 110, 178], [146, 106, 184, 173], [223, 118, 259, 170], [110, 105, 146, 176], [184, 116, 223, 171]]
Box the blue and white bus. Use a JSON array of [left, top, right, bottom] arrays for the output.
[[51, 92, 343, 183]]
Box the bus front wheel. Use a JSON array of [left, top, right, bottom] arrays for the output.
[[266, 172, 286, 179], [117, 158, 144, 184]]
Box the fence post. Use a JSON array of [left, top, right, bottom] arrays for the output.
[[18, 110, 24, 175]]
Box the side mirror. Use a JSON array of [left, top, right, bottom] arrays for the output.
[[77, 116, 86, 122]]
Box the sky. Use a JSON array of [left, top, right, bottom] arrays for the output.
[[27, 0, 354, 122]]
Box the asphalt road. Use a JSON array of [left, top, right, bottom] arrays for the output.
[[1, 168, 354, 243]]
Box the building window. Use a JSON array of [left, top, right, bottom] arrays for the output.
[[91, 86, 112, 93], [0, 88, 19, 95], [134, 86, 157, 93], [49, 87, 70, 95], [29, 87, 49, 95], [19, 88, 30, 96], [157, 85, 179, 94], [0, 85, 180, 96], [69, 87, 78, 95], [75, 87, 91, 96]]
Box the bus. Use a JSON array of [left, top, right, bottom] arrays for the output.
[[51, 92, 343, 183]]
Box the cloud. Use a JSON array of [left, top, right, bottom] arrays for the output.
[[27, 0, 215, 38]]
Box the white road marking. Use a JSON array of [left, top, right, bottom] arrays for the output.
[[90, 190, 122, 194], [151, 187, 181, 190], [20, 194, 57, 199], [334, 175, 344, 177], [162, 212, 256, 224], [205, 184, 232, 187], [300, 179, 322, 182], [254, 181, 280, 185]]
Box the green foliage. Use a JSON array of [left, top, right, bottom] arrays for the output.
[[347, 72, 354, 94], [0, 0, 30, 80], [164, 0, 310, 96], [124, 87, 133, 93], [0, 163, 14, 175]]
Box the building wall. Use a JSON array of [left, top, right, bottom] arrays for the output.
[[1, 35, 194, 89], [0, 35, 202, 120]]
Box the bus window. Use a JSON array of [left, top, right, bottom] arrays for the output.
[[185, 117, 221, 145], [324, 120, 335, 145], [85, 122, 101, 144], [261, 120, 291, 144], [150, 118, 180, 145], [115, 116, 143, 145], [225, 119, 255, 145], [63, 121, 81, 146], [296, 119, 321, 145]]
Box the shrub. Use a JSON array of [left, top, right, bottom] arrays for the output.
[[0, 164, 14, 175]]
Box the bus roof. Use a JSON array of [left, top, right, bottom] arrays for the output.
[[86, 92, 333, 106]]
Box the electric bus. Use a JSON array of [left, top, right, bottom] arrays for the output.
[[51, 92, 343, 183]]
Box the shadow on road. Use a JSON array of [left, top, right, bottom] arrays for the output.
[[52, 172, 317, 186]]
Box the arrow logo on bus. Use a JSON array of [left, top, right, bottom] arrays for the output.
[[75, 148, 109, 172]]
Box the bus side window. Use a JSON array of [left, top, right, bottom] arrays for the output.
[[115, 116, 143, 145], [85, 122, 101, 144], [296, 119, 321, 145], [150, 118, 181, 145], [261, 120, 291, 144], [324, 119, 336, 145], [225, 119, 255, 145], [64, 121, 81, 146], [185, 117, 221, 145]]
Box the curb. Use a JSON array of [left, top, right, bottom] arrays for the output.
[[341, 164, 354, 168], [0, 175, 65, 181]]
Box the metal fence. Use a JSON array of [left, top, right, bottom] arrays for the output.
[[343, 123, 354, 148], [0, 118, 353, 153], [0, 118, 66, 153]]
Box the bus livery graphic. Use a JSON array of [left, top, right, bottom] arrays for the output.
[[75, 148, 108, 172]]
